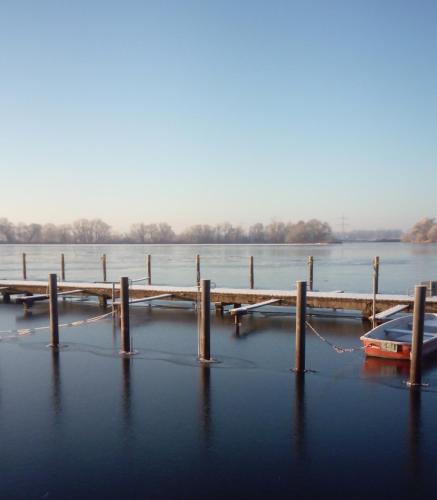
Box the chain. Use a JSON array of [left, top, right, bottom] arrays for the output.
[[0, 311, 113, 341], [305, 320, 363, 354]]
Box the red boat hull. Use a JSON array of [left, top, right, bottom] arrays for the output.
[[362, 339, 411, 360]]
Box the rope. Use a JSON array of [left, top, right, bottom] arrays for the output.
[[0, 311, 113, 341], [305, 320, 363, 354]]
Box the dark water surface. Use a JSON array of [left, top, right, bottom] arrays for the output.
[[1, 243, 437, 499]]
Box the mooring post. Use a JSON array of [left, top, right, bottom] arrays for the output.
[[295, 280, 307, 373], [147, 254, 152, 285], [48, 273, 59, 348], [22, 253, 27, 280], [196, 255, 201, 287], [373, 256, 380, 294], [307, 256, 313, 291], [409, 285, 427, 387], [249, 256, 254, 289], [120, 276, 131, 354], [111, 282, 116, 319], [372, 256, 380, 328], [102, 254, 107, 282], [198, 279, 211, 361], [61, 253, 65, 281]]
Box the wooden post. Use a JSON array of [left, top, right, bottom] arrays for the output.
[[373, 256, 380, 294], [61, 253, 65, 281], [120, 277, 131, 354], [22, 253, 27, 280], [102, 254, 107, 282], [196, 255, 201, 287], [295, 281, 307, 373], [307, 256, 313, 291], [147, 254, 152, 285], [371, 256, 380, 328], [112, 282, 116, 319], [249, 256, 254, 289], [48, 273, 59, 348], [198, 279, 210, 361], [409, 285, 427, 387]]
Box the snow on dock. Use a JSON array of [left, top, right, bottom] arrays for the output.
[[2, 279, 437, 318]]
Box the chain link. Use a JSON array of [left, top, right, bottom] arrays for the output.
[[305, 320, 363, 354]]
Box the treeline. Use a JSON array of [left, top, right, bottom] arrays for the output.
[[0, 217, 334, 244], [339, 229, 403, 241], [402, 218, 437, 243]]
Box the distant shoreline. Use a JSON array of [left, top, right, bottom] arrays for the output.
[[0, 240, 409, 246]]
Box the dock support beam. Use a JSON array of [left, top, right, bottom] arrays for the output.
[[409, 285, 426, 388], [295, 280, 307, 373], [198, 279, 210, 361], [307, 256, 313, 291], [102, 254, 107, 282], [249, 256, 254, 289], [49, 273, 59, 348], [147, 254, 152, 285], [61, 253, 65, 281], [120, 277, 131, 354], [22, 253, 27, 280], [196, 255, 201, 287]]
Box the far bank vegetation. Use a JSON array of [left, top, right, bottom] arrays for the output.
[[402, 218, 437, 243], [0, 218, 334, 244]]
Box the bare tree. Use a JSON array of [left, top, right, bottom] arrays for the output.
[[402, 218, 436, 243], [0, 218, 16, 242]]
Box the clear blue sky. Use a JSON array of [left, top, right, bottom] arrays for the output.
[[1, 0, 436, 231]]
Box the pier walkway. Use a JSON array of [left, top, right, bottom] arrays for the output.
[[1, 279, 437, 318]]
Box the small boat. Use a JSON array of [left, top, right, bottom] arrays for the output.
[[360, 314, 437, 360]]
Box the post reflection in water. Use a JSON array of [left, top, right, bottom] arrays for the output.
[[51, 349, 62, 419], [294, 372, 305, 463], [199, 364, 212, 448], [121, 357, 132, 431], [408, 388, 422, 481]]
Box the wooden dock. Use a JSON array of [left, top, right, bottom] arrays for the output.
[[1, 279, 437, 318]]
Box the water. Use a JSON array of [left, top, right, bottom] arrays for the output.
[[1, 243, 437, 499], [1, 242, 437, 293]]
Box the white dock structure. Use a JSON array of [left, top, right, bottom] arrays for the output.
[[1, 279, 437, 318]]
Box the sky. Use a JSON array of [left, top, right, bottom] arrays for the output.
[[0, 0, 436, 232]]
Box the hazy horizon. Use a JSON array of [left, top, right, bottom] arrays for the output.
[[1, 1, 436, 231]]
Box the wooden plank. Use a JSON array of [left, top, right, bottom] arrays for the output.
[[372, 304, 409, 321], [230, 298, 281, 316], [113, 293, 173, 305], [16, 289, 84, 303]]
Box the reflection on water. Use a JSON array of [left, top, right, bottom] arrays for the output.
[[362, 357, 410, 378], [199, 365, 212, 448], [122, 357, 132, 429], [408, 389, 422, 481], [294, 373, 305, 463], [51, 349, 62, 418]]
